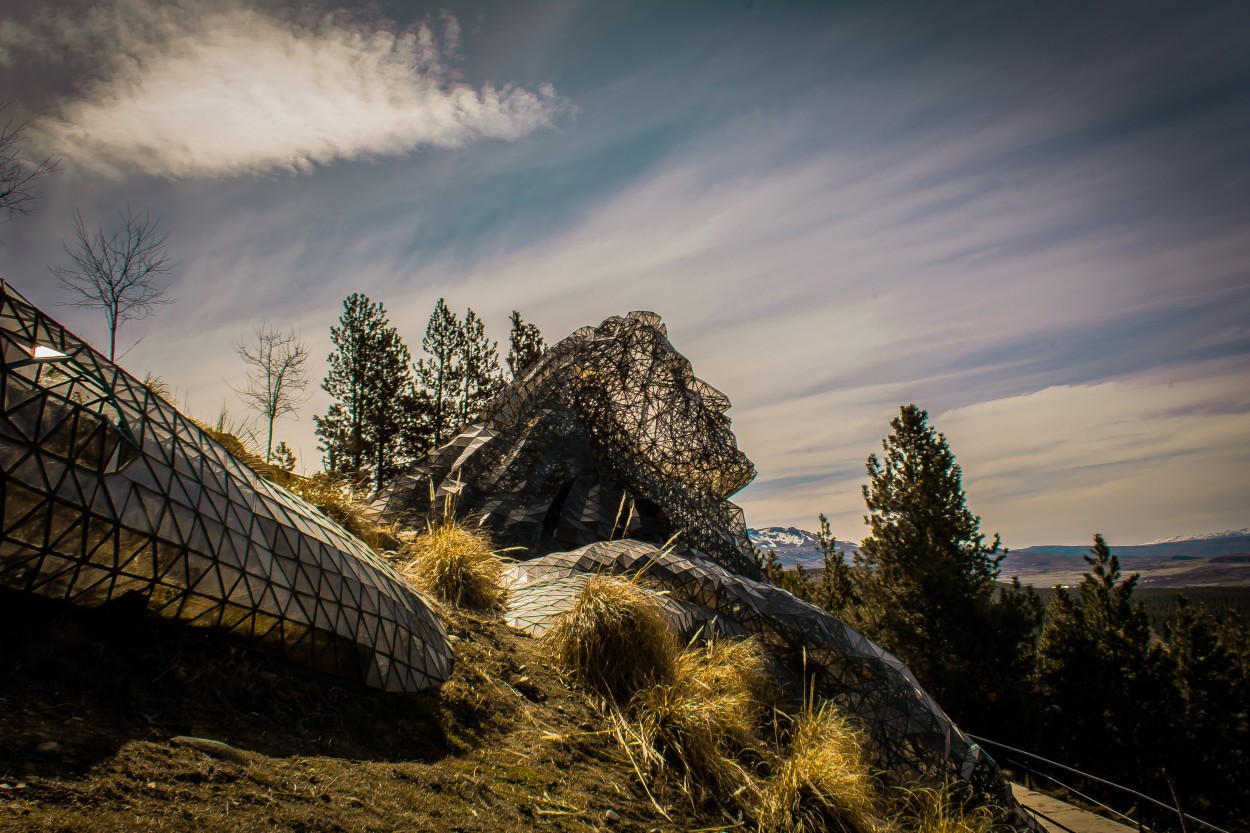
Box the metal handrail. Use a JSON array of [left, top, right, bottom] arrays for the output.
[[967, 734, 1230, 833], [1003, 755, 1149, 830]]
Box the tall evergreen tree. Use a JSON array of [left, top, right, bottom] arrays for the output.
[[413, 300, 504, 451], [854, 404, 1040, 730], [1165, 598, 1250, 822], [506, 310, 546, 379], [455, 308, 503, 425], [314, 293, 416, 491], [811, 512, 857, 615], [414, 299, 462, 449]]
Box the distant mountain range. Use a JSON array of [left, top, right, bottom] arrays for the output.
[[748, 527, 858, 568], [1003, 529, 1250, 588], [749, 527, 1250, 585], [1010, 529, 1250, 559]]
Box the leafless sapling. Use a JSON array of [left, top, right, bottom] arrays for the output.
[[52, 207, 176, 360], [234, 324, 311, 462], [0, 103, 59, 234]]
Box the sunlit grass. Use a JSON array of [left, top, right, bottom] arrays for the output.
[[400, 520, 507, 610], [755, 704, 884, 833], [544, 573, 678, 703]]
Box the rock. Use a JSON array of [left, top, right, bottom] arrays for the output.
[[171, 735, 250, 765], [35, 741, 60, 756], [604, 809, 621, 822]]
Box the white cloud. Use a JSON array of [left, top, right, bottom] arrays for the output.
[[29, 2, 565, 178]]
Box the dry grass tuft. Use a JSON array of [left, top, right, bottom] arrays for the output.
[[191, 414, 401, 553], [756, 704, 885, 833], [889, 781, 1003, 833], [400, 521, 507, 610], [615, 636, 770, 799], [676, 636, 775, 716], [286, 472, 404, 553], [544, 574, 678, 702]]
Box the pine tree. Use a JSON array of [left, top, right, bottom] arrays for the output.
[[761, 549, 812, 599], [854, 404, 1039, 730], [1032, 586, 1098, 762], [455, 308, 503, 425], [414, 299, 462, 448], [1165, 598, 1250, 822], [763, 549, 786, 586], [314, 293, 417, 491], [1032, 534, 1174, 791], [271, 441, 296, 473], [810, 513, 856, 615], [413, 300, 504, 451], [315, 402, 349, 475], [506, 310, 546, 379]]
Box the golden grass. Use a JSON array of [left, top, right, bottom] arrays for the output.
[[615, 636, 770, 799], [755, 704, 885, 833], [185, 406, 402, 554], [286, 471, 402, 553], [889, 781, 1003, 833], [676, 636, 776, 717], [543, 574, 678, 702], [400, 522, 507, 610]]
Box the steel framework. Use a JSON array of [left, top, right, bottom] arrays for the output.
[[0, 282, 452, 692], [373, 311, 762, 578]]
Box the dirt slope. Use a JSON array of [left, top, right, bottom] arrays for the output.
[[0, 590, 723, 832]]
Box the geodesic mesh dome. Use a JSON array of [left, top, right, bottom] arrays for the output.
[[373, 311, 761, 578], [0, 282, 453, 692], [504, 540, 1027, 825]]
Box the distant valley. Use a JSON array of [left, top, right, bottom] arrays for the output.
[[748, 527, 1250, 588]]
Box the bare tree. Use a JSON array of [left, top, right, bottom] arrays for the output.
[[234, 324, 311, 462], [0, 103, 59, 233], [51, 207, 176, 360]]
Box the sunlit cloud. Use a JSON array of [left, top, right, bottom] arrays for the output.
[[25, 2, 565, 178]]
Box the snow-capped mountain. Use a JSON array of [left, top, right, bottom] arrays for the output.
[[748, 527, 820, 550], [1011, 528, 1250, 559], [748, 527, 859, 569], [1144, 529, 1250, 545]]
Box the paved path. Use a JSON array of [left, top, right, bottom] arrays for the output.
[[1012, 783, 1138, 833]]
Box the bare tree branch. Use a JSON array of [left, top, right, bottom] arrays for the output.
[[0, 102, 59, 233], [50, 206, 176, 360], [234, 324, 311, 461]]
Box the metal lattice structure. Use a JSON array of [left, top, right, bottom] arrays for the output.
[[0, 281, 453, 692], [373, 311, 761, 578], [504, 540, 1028, 826]]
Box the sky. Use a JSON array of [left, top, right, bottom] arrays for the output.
[[1, 0, 1248, 547]]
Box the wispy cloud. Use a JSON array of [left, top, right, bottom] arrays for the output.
[[3, 1, 1245, 546], [22, 1, 565, 178]]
